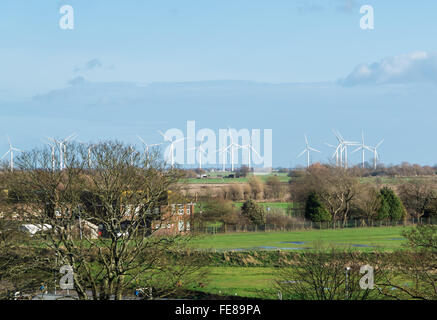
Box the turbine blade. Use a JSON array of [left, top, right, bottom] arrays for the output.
[[352, 147, 362, 153], [376, 139, 384, 148], [297, 149, 307, 158], [308, 147, 320, 153]]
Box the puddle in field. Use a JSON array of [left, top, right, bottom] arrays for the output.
[[255, 246, 310, 251], [388, 238, 405, 241], [350, 244, 377, 248], [280, 241, 306, 245]]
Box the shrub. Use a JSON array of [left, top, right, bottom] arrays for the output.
[[241, 199, 266, 226], [305, 192, 331, 222], [377, 187, 406, 221]]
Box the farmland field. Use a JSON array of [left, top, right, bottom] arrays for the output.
[[181, 172, 291, 184]]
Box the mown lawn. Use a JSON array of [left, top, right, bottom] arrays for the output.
[[189, 266, 277, 299], [190, 226, 410, 252]]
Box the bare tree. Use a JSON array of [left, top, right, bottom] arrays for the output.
[[6, 141, 204, 300], [290, 166, 360, 224], [398, 180, 437, 220]]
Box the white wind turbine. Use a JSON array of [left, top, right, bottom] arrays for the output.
[[188, 136, 209, 170], [2, 136, 22, 172], [297, 134, 320, 168], [137, 135, 162, 161], [77, 140, 94, 168], [368, 139, 384, 170], [239, 137, 260, 170], [216, 145, 231, 172], [332, 130, 359, 169], [223, 128, 243, 172], [325, 142, 341, 167], [158, 131, 186, 169], [42, 138, 56, 172], [47, 133, 77, 170], [352, 131, 373, 168]]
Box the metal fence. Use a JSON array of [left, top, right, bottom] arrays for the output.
[[193, 217, 437, 235]]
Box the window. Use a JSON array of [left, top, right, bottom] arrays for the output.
[[178, 221, 184, 231], [178, 205, 184, 215], [186, 222, 190, 231]]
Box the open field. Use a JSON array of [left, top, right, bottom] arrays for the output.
[[181, 172, 291, 184], [189, 267, 277, 298], [187, 226, 414, 298], [190, 226, 409, 252]]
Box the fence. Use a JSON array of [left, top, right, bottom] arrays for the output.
[[193, 217, 437, 235]]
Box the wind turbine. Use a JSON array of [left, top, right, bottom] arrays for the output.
[[47, 133, 77, 170], [368, 139, 384, 170], [158, 131, 186, 169], [325, 142, 341, 167], [223, 128, 244, 172], [77, 140, 94, 168], [188, 136, 208, 170], [297, 134, 320, 168], [136, 135, 162, 161], [352, 131, 372, 168], [2, 136, 22, 172], [332, 130, 359, 169], [216, 146, 231, 172], [239, 137, 260, 170], [42, 138, 56, 172]]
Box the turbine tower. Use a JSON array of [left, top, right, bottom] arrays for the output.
[[297, 134, 320, 168], [48, 133, 77, 170], [224, 128, 244, 172], [42, 138, 56, 172], [137, 135, 162, 161], [239, 137, 260, 170], [188, 136, 208, 170], [2, 136, 22, 172], [332, 130, 359, 169], [352, 131, 372, 168], [216, 146, 231, 172], [158, 131, 186, 169], [325, 142, 341, 166], [368, 139, 384, 169]]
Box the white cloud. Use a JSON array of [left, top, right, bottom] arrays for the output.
[[339, 51, 437, 86]]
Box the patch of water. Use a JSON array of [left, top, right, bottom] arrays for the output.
[[280, 241, 306, 245], [350, 244, 377, 248]]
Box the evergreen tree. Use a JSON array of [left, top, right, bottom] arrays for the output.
[[241, 199, 266, 226], [305, 192, 332, 222], [378, 187, 407, 221]]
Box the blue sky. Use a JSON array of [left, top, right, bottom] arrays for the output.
[[1, 1, 437, 167]]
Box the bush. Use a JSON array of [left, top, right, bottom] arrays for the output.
[[265, 208, 306, 229], [305, 192, 332, 222], [248, 176, 264, 200], [228, 184, 243, 201], [241, 199, 266, 226], [377, 187, 406, 221]]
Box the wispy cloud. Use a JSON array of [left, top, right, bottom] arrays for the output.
[[339, 51, 437, 86], [68, 76, 86, 86], [297, 0, 363, 14], [74, 58, 103, 72]]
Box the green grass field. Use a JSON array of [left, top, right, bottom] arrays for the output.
[[189, 267, 277, 298], [190, 226, 409, 252], [188, 226, 412, 298]]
